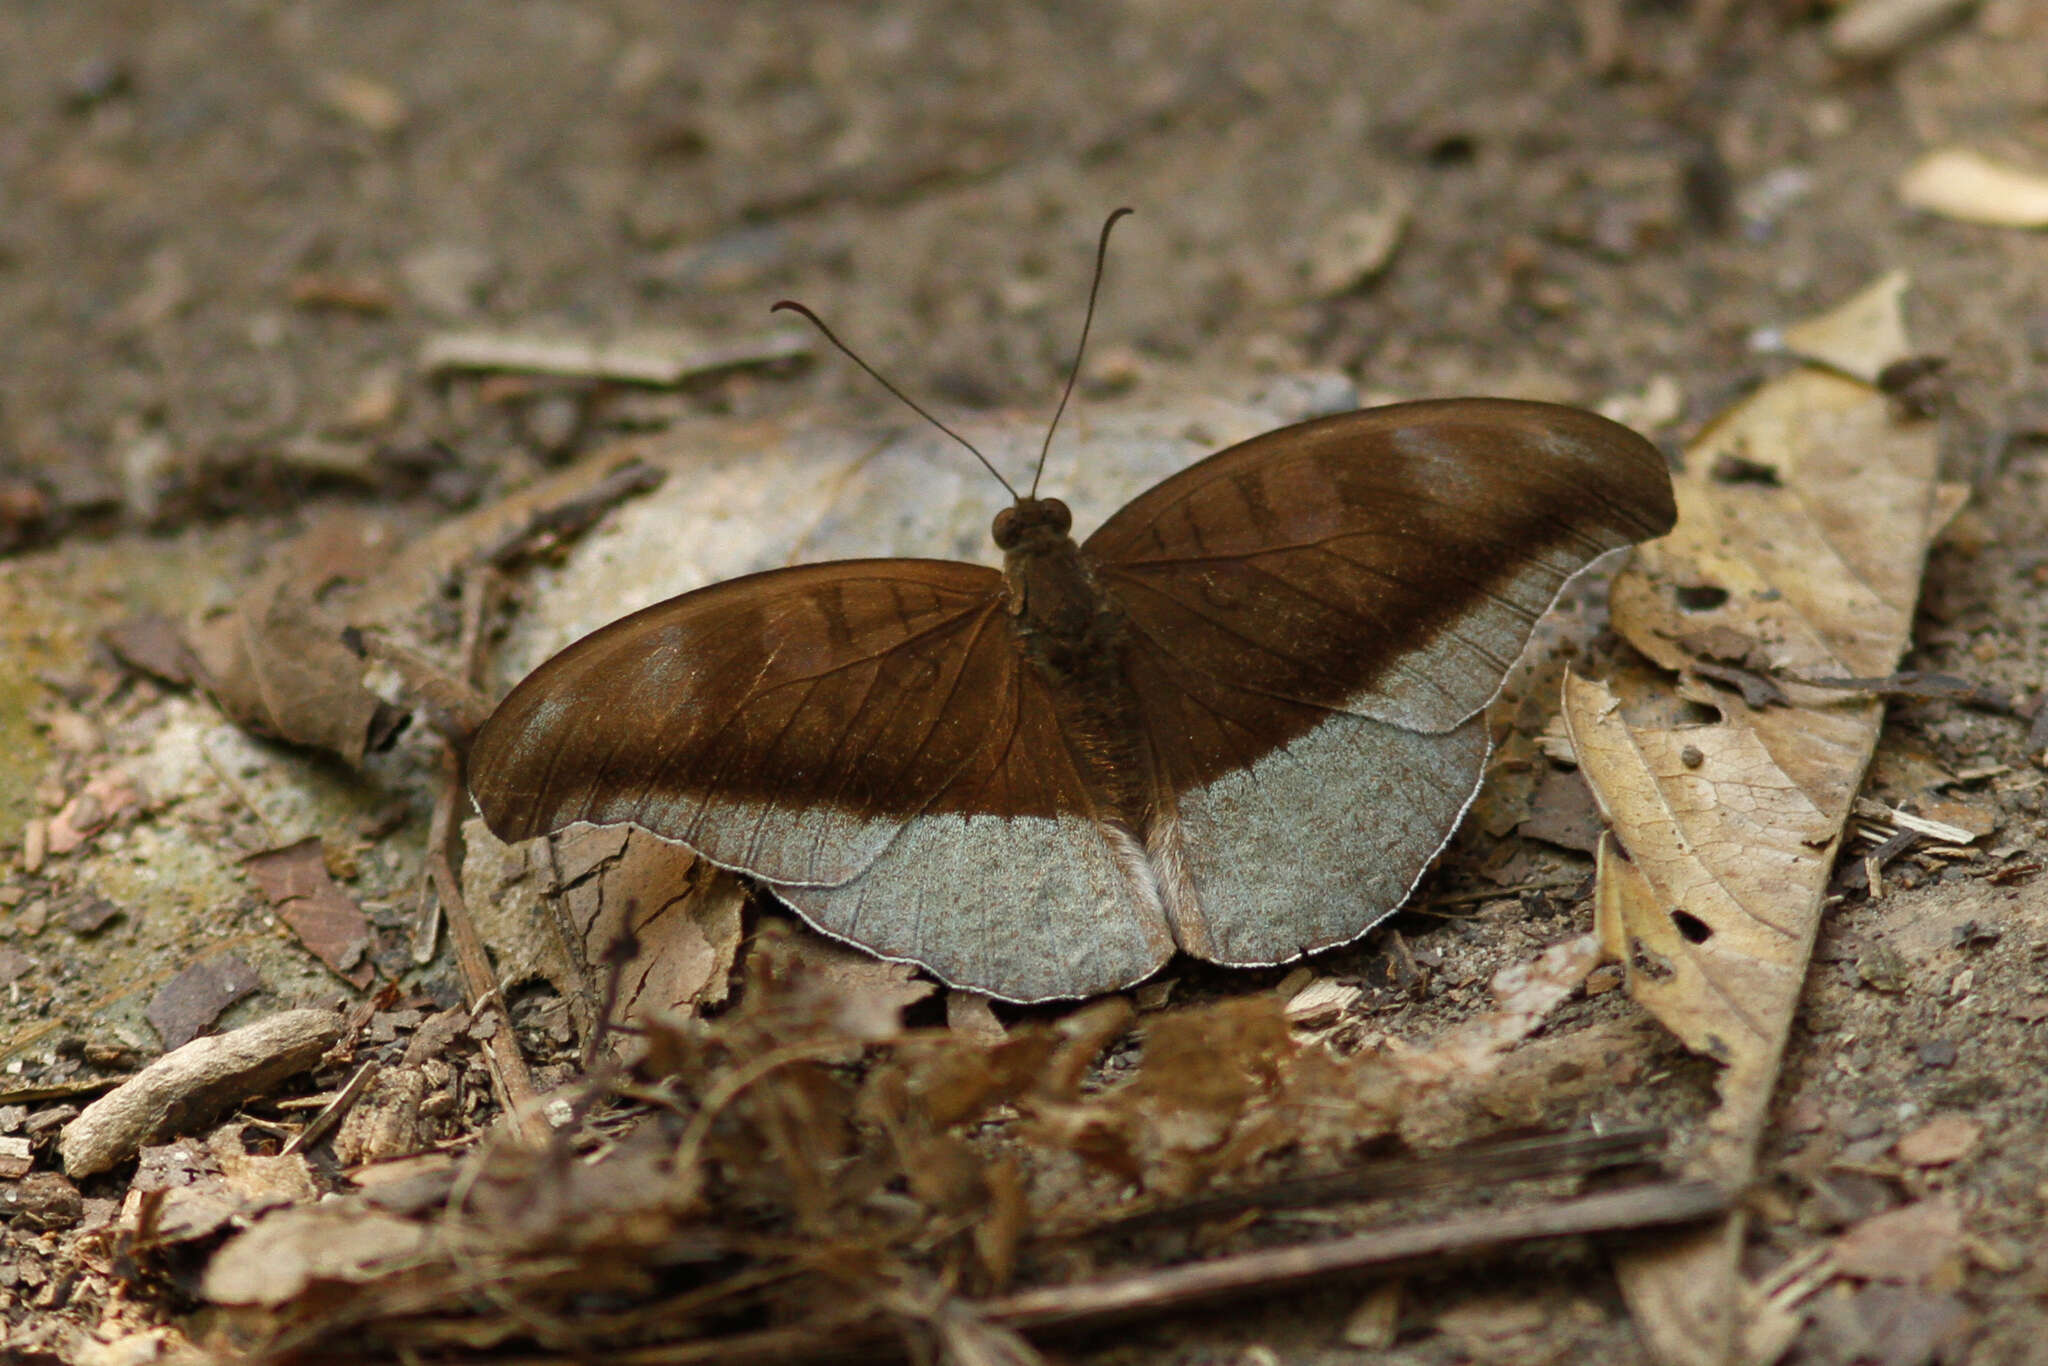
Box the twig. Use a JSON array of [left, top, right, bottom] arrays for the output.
[[1781, 668, 2021, 716], [419, 567, 551, 1147], [1067, 1126, 1669, 1241], [1418, 878, 1588, 912], [474, 458, 666, 571], [0, 1076, 129, 1106], [429, 748, 550, 1149], [281, 1058, 381, 1157], [981, 1179, 1729, 1332]]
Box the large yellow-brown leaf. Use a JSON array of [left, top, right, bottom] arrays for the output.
[[1562, 275, 1956, 1366]]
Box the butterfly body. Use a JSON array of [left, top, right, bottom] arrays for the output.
[[470, 399, 1675, 1002]]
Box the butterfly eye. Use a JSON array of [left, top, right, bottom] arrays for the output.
[[991, 506, 1022, 548]]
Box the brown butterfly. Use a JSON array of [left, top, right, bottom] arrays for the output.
[[469, 213, 1676, 1003]]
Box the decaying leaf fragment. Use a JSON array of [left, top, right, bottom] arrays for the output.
[[463, 819, 746, 1039], [183, 519, 408, 765], [1562, 273, 1950, 1365], [244, 837, 376, 988]]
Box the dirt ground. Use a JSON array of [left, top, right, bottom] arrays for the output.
[[3, 2, 2048, 1363]]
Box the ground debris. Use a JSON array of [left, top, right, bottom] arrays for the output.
[[173, 926, 1705, 1362]]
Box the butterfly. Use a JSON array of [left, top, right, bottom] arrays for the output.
[[468, 215, 1676, 1003]]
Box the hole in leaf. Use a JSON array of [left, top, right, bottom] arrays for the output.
[[1675, 584, 1728, 612], [1671, 910, 1712, 943]]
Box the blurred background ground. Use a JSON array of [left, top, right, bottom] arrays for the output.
[[3, 2, 2048, 1362]]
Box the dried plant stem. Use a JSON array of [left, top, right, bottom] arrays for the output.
[[430, 749, 551, 1149], [424, 566, 550, 1147]]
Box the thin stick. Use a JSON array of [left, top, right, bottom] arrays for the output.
[[427, 755, 550, 1148], [281, 1058, 381, 1156], [1065, 1125, 1668, 1240], [980, 1179, 1729, 1333], [424, 566, 551, 1148]]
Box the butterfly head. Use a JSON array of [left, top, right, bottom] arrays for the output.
[[992, 497, 1074, 551]]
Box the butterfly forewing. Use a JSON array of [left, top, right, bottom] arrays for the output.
[[476, 560, 1038, 876], [1086, 399, 1676, 768]]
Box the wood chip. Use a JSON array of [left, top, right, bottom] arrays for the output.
[[1898, 148, 2048, 230], [420, 326, 810, 386], [58, 1009, 343, 1178]]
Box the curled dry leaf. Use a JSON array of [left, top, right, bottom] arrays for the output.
[[60, 1008, 344, 1177], [185, 557, 405, 766], [1563, 274, 1949, 1365]]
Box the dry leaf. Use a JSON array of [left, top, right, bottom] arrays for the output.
[[1780, 271, 1911, 385], [1893, 1115, 1982, 1167], [244, 837, 376, 989], [780, 930, 938, 1042], [1832, 1200, 1964, 1284], [1386, 933, 1606, 1089], [45, 770, 143, 855], [203, 1203, 430, 1306], [1299, 190, 1411, 296], [555, 829, 746, 1025], [102, 612, 197, 686], [1565, 274, 1946, 1364], [947, 990, 1009, 1045], [146, 952, 262, 1049]]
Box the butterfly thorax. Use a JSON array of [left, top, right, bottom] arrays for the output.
[[995, 497, 1127, 679], [993, 496, 1156, 827]]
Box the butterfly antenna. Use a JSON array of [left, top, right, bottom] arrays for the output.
[[1030, 206, 1132, 499], [771, 299, 1019, 500]]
